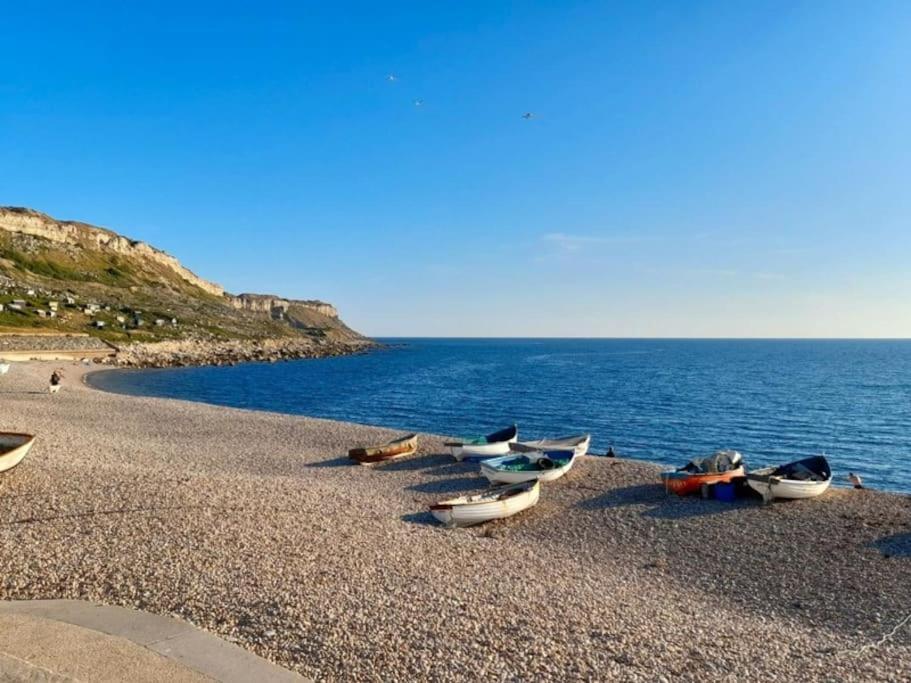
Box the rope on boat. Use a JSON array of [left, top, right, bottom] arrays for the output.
[[844, 611, 911, 658]]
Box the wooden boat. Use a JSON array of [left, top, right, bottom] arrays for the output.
[[430, 480, 540, 527], [510, 434, 590, 457], [660, 450, 744, 496], [0, 433, 35, 474], [447, 424, 518, 462], [746, 455, 832, 501], [348, 433, 418, 464], [0, 363, 9, 375], [480, 450, 577, 484]]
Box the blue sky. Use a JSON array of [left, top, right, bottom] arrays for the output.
[[2, 1, 909, 337]]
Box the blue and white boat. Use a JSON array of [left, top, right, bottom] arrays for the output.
[[480, 449, 577, 484], [447, 424, 518, 462]]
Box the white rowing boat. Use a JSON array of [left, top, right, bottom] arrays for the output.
[[480, 450, 577, 484], [746, 455, 832, 501], [447, 424, 518, 462], [429, 480, 540, 527], [510, 434, 590, 457], [0, 433, 35, 474]]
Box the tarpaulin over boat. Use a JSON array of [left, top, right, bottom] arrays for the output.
[[681, 449, 742, 474]]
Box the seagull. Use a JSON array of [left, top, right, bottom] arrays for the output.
[[848, 472, 864, 489], [522, 112, 535, 120], [386, 74, 397, 82], [413, 98, 424, 107]]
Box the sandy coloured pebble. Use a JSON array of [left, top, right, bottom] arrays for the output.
[[0, 361, 910, 681]]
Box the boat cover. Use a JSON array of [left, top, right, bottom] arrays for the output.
[[750, 455, 831, 482], [680, 450, 742, 474]]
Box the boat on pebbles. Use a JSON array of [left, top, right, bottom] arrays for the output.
[[446, 424, 518, 462], [0, 433, 36, 474], [0, 363, 10, 375], [661, 450, 744, 496], [746, 455, 832, 501], [509, 433, 590, 457], [348, 433, 418, 464], [480, 450, 577, 484], [429, 480, 540, 527]]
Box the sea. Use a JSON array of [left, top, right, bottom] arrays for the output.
[[89, 338, 911, 493]]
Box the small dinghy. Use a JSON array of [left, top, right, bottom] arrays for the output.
[[0, 433, 35, 474], [661, 450, 744, 496], [510, 434, 590, 457], [746, 455, 832, 501], [348, 433, 418, 464], [429, 480, 540, 528], [446, 424, 518, 462], [0, 363, 10, 375], [480, 450, 577, 484]]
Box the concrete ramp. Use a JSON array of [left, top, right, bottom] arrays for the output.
[[0, 600, 307, 682]]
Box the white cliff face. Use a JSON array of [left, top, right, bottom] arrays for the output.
[[229, 293, 339, 318], [0, 207, 224, 296]]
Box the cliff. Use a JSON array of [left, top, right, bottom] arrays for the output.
[[0, 206, 370, 364], [0, 207, 224, 296]]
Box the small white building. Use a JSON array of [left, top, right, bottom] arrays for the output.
[[36, 309, 48, 318], [92, 320, 106, 329], [26, 289, 35, 296], [48, 301, 59, 312], [116, 315, 126, 324], [154, 319, 165, 327], [7, 303, 23, 312]]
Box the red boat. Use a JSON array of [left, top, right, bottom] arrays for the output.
[[660, 450, 744, 496]]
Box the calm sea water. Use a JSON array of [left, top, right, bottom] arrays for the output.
[[89, 339, 911, 493]]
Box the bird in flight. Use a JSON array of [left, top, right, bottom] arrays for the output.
[[522, 112, 536, 120], [413, 99, 424, 107], [386, 74, 397, 82]]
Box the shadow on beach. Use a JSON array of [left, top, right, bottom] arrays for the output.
[[872, 532, 911, 558], [376, 452, 453, 472], [400, 511, 438, 526], [407, 476, 483, 496], [304, 455, 353, 468], [578, 483, 759, 519]]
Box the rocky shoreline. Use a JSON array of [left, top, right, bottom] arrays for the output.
[[103, 336, 379, 368]]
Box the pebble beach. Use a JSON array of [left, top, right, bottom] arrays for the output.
[[2, 361, 910, 681]]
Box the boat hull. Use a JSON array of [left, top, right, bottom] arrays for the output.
[[430, 481, 540, 527], [661, 466, 745, 496], [0, 433, 35, 474], [481, 452, 576, 484], [348, 434, 418, 464], [452, 438, 516, 462], [510, 434, 590, 457], [746, 472, 832, 500]]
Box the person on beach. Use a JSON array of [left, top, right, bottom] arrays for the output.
[[606, 446, 616, 457], [49, 370, 62, 394]]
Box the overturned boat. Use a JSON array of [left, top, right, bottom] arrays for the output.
[[480, 450, 577, 484], [430, 480, 540, 528], [348, 433, 418, 464], [447, 424, 518, 462], [746, 455, 832, 501], [0, 433, 35, 474], [660, 450, 744, 496], [509, 434, 590, 457]]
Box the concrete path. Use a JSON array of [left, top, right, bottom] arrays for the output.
[[0, 600, 307, 682]]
